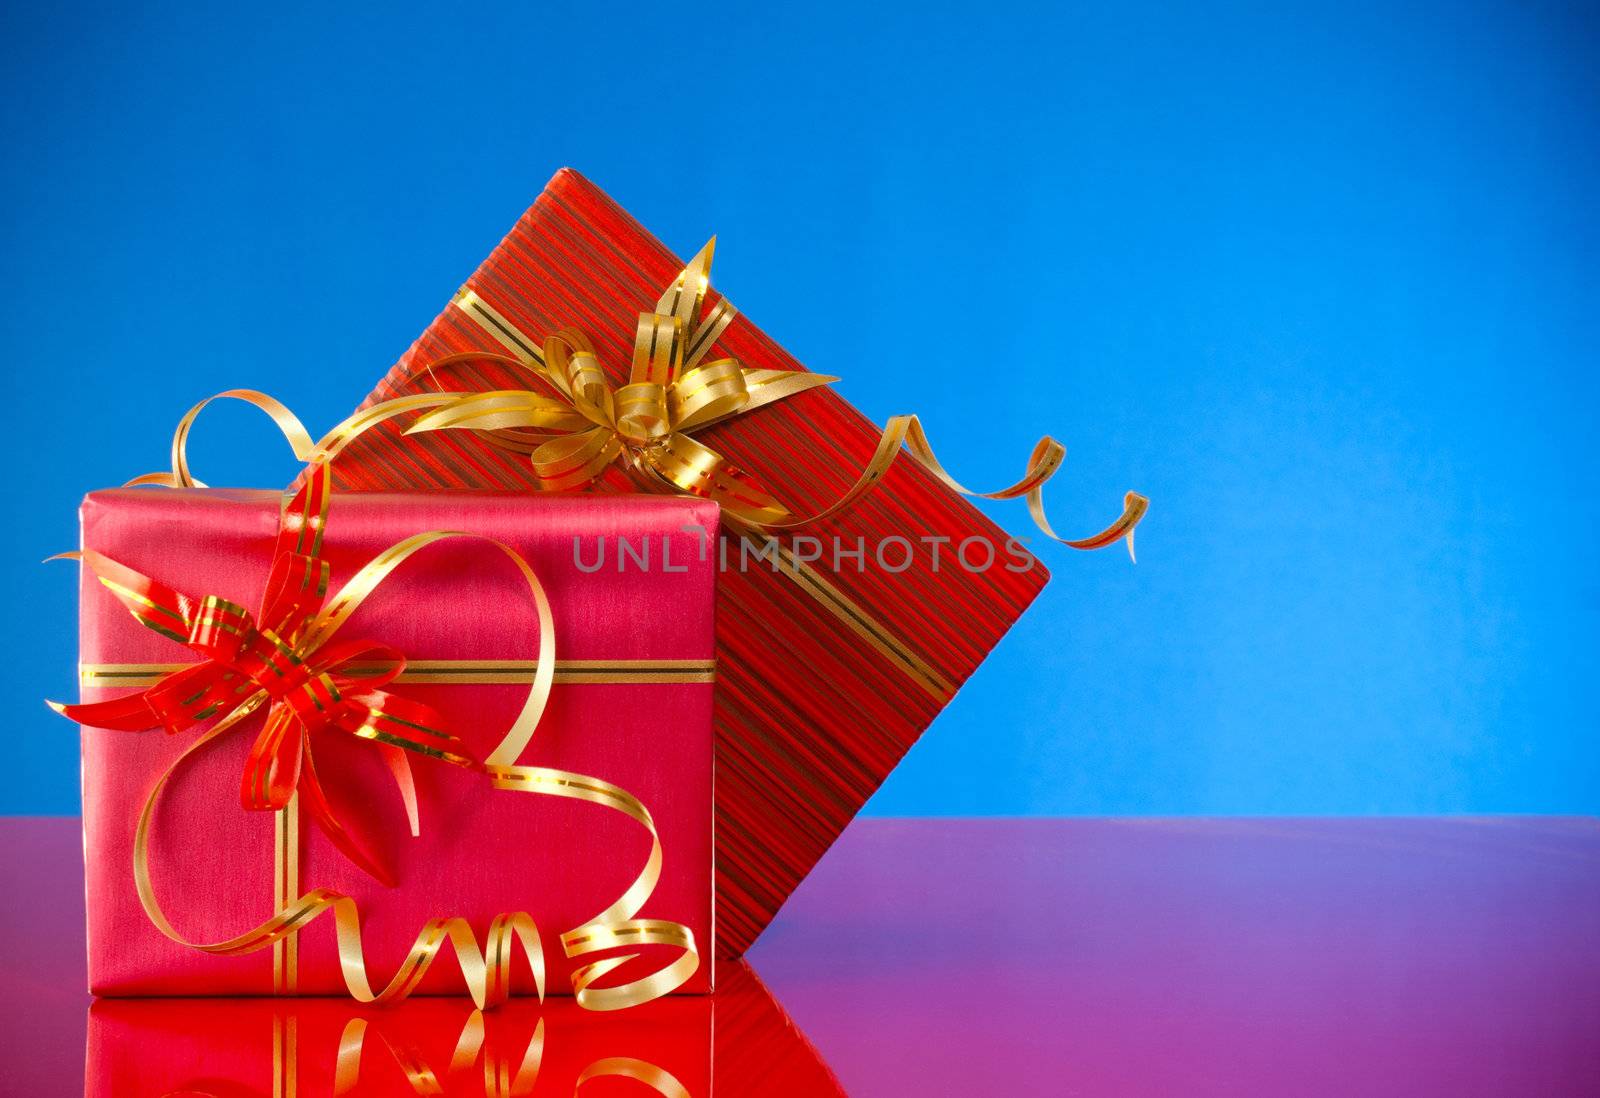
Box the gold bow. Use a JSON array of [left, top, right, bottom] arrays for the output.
[[403, 240, 830, 528], [407, 239, 1149, 556]]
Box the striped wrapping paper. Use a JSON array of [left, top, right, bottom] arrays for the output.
[[331, 168, 1051, 958]]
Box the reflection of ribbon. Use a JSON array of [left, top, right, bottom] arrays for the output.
[[416, 238, 1149, 556], [58, 462, 699, 1010], [335, 1014, 690, 1098], [161, 1009, 691, 1098]]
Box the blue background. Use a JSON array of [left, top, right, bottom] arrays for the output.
[[2, 1, 1595, 816]]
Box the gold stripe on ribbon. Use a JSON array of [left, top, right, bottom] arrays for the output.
[[274, 792, 300, 995], [766, 543, 955, 701], [455, 288, 547, 368], [81, 660, 717, 689], [274, 1012, 298, 1098]]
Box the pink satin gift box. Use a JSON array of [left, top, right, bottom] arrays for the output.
[[75, 487, 717, 997]]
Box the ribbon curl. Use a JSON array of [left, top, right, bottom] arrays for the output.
[[57, 462, 699, 1010], [405, 238, 1149, 558]]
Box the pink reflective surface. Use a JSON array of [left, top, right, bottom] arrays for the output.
[[4, 817, 1597, 1096]]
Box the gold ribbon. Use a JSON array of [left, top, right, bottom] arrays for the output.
[[122, 388, 455, 489], [425, 238, 1149, 557], [135, 243, 1147, 556], [85, 473, 700, 1011]]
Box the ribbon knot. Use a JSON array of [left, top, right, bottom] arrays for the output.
[[180, 593, 406, 762]]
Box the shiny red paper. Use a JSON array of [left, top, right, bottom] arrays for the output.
[[77, 488, 717, 997]]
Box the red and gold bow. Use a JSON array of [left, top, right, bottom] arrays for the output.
[[53, 464, 468, 884], [402, 238, 1149, 555]]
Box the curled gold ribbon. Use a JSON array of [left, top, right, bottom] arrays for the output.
[[124, 389, 317, 489], [123, 389, 456, 489], [410, 238, 1149, 558], [80, 472, 699, 1011]]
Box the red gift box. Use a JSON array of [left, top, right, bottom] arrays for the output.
[[85, 961, 846, 1097], [75, 482, 717, 998], [329, 169, 1082, 958]]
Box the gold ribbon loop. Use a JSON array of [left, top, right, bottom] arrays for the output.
[[531, 429, 624, 493], [631, 314, 684, 387], [659, 238, 715, 334], [670, 359, 749, 431], [127, 390, 316, 488], [127, 390, 463, 489], [391, 392, 590, 436], [684, 298, 736, 369], [753, 413, 1151, 560]]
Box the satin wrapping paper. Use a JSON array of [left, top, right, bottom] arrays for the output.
[[330, 169, 1053, 958], [85, 962, 845, 1097], [78, 488, 716, 997]]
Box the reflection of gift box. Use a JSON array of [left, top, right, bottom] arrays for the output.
[[331, 168, 1062, 958], [85, 961, 846, 1097], [76, 484, 716, 997]]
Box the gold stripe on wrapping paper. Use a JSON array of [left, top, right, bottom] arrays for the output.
[[81, 659, 718, 689]]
